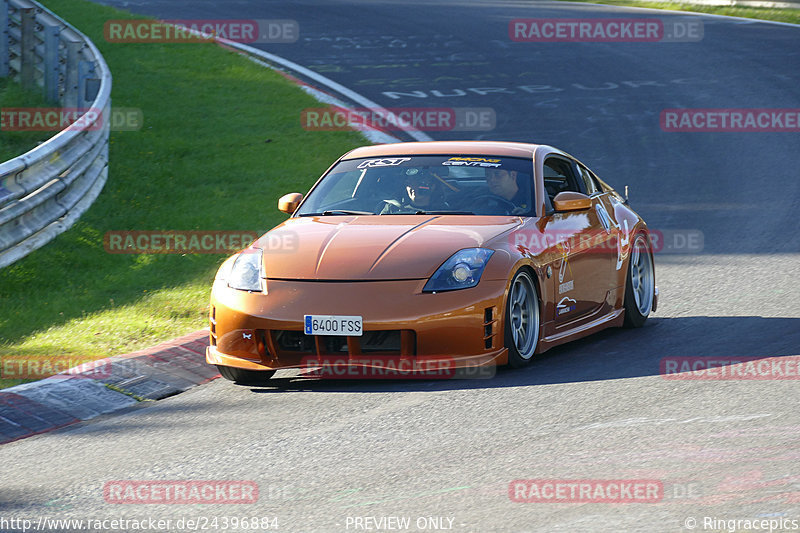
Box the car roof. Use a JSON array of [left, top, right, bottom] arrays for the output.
[[341, 141, 549, 160]]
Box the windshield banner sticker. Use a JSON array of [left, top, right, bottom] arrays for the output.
[[357, 158, 412, 169], [443, 157, 502, 168]]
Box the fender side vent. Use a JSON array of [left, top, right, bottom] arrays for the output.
[[483, 307, 495, 349]]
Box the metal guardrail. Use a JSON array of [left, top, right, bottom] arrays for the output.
[[0, 0, 111, 269]]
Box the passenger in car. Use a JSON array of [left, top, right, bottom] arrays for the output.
[[486, 168, 531, 214]]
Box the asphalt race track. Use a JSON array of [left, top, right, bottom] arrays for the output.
[[2, 1, 799, 531]]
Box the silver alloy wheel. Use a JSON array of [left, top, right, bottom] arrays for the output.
[[508, 270, 539, 360], [629, 235, 654, 316]]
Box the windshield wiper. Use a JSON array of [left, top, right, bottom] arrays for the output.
[[297, 210, 374, 217]]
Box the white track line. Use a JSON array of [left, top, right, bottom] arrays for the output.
[[216, 40, 435, 143], [242, 54, 402, 145]]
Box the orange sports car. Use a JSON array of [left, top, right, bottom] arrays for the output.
[[206, 141, 657, 383]]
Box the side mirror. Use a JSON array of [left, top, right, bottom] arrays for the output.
[[278, 193, 303, 214], [553, 191, 591, 212]]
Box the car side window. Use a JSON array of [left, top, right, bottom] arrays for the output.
[[577, 164, 599, 195], [544, 157, 582, 203]]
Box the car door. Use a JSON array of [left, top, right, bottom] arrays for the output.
[[541, 156, 615, 326], [578, 163, 629, 295]]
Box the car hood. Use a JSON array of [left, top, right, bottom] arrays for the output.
[[254, 215, 521, 280]]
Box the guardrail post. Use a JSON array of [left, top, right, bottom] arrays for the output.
[[62, 36, 79, 107], [43, 20, 60, 102], [19, 5, 33, 88], [1, 0, 9, 77], [78, 59, 99, 108]]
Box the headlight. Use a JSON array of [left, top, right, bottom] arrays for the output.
[[423, 248, 494, 293], [226, 249, 263, 292]]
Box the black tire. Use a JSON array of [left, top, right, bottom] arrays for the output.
[[504, 269, 541, 368], [216, 365, 275, 385], [623, 233, 655, 328]]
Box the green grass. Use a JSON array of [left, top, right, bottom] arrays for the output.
[[0, 0, 364, 388], [0, 78, 54, 161], [561, 0, 800, 24]]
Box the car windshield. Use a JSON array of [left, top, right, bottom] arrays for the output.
[[294, 155, 535, 217]]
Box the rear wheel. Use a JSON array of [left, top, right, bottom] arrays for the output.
[[505, 270, 540, 368], [623, 233, 655, 328], [216, 365, 275, 385]]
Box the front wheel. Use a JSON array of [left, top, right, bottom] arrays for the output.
[[623, 233, 655, 328], [216, 365, 275, 385], [505, 269, 540, 368]]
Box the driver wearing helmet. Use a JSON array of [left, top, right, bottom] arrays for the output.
[[380, 168, 450, 214]]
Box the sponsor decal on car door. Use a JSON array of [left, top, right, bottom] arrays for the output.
[[551, 203, 615, 325]]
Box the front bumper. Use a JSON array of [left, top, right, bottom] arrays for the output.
[[206, 278, 510, 372]]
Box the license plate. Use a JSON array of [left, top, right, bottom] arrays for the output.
[[304, 315, 362, 336]]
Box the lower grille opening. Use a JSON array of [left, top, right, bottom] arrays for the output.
[[274, 330, 315, 353], [359, 330, 401, 354], [270, 330, 414, 357], [324, 336, 348, 354]]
